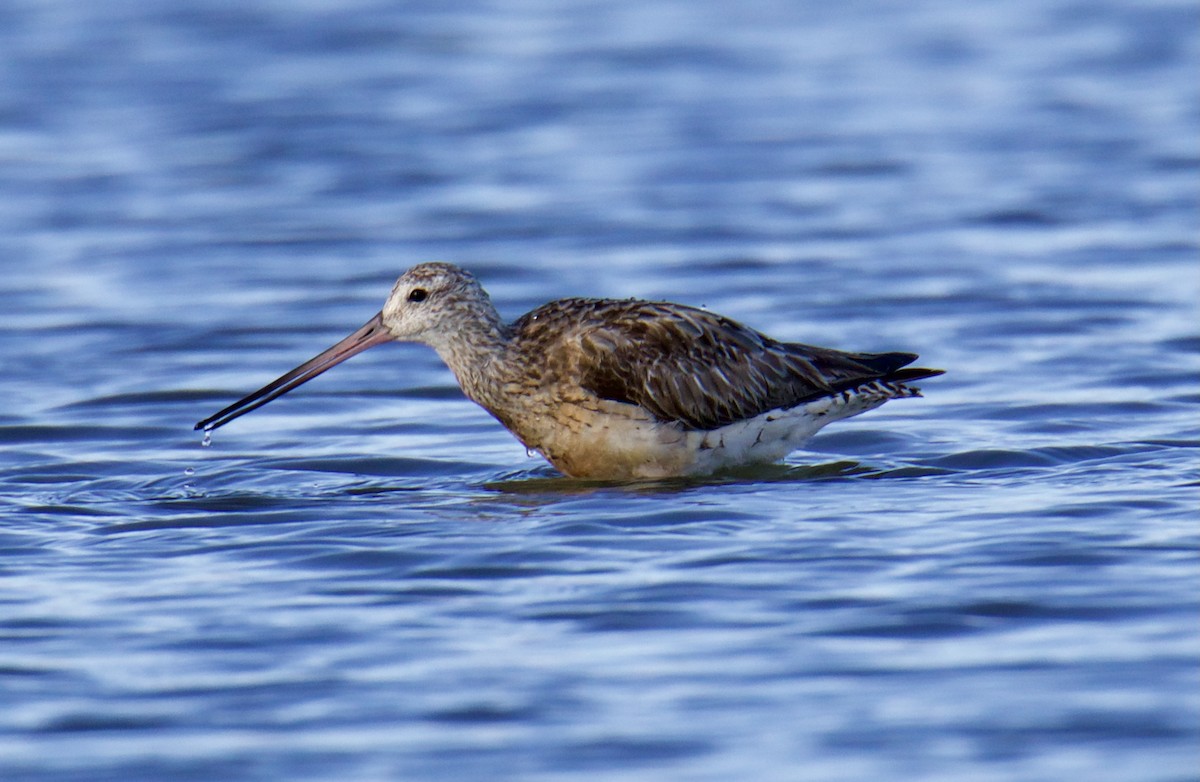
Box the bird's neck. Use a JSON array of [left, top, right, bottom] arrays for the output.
[[426, 305, 514, 409]]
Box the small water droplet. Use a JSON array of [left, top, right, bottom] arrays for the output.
[[201, 430, 213, 448], [184, 467, 195, 477]]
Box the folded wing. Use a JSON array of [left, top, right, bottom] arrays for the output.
[[556, 300, 940, 430]]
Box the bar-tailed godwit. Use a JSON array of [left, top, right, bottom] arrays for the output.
[[196, 263, 942, 479]]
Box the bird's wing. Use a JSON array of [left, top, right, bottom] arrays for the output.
[[543, 299, 924, 430]]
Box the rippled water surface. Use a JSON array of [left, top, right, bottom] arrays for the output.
[[2, 1, 1198, 780]]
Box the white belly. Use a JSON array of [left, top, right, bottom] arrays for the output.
[[527, 380, 920, 480]]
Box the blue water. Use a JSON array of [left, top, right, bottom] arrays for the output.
[[2, 1, 1198, 780]]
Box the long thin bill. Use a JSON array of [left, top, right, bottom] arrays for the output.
[[195, 312, 393, 432]]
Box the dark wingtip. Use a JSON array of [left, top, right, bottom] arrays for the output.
[[887, 366, 945, 383], [853, 352, 943, 384], [855, 351, 918, 375]]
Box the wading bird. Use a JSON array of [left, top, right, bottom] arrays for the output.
[[197, 263, 942, 479]]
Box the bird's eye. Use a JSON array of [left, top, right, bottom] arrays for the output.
[[407, 288, 428, 303]]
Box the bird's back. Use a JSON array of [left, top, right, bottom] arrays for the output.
[[509, 297, 941, 431]]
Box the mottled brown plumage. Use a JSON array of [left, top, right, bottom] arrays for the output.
[[513, 297, 932, 431], [197, 263, 942, 479]]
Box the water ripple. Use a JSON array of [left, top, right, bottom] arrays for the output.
[[1, 1, 1197, 781]]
